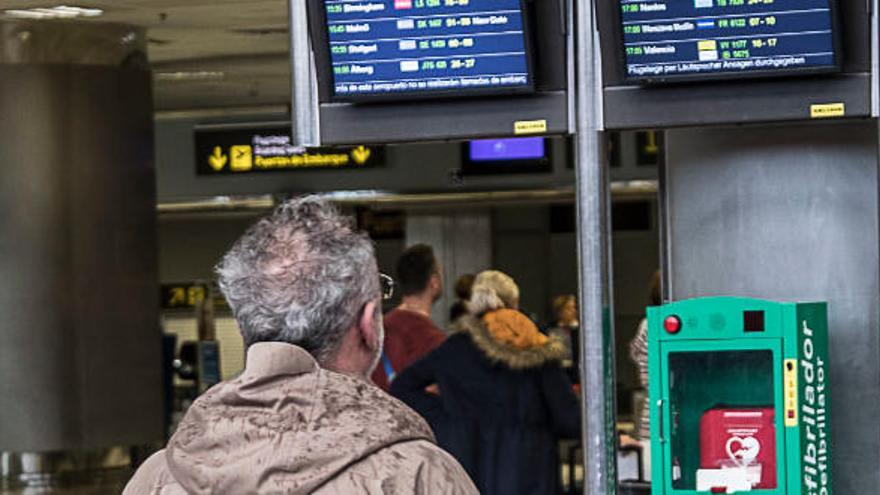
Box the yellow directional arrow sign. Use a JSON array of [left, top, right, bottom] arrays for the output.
[[195, 127, 384, 175], [208, 146, 228, 171], [230, 145, 253, 172], [351, 145, 371, 165]]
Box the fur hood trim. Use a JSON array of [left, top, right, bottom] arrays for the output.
[[451, 314, 568, 370]]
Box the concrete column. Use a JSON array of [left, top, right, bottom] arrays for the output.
[[405, 209, 492, 329], [663, 121, 880, 493], [0, 18, 161, 481]]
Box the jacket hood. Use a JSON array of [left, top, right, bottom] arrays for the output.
[[451, 313, 568, 370], [165, 342, 434, 494]]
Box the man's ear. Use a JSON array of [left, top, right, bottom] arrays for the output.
[[358, 300, 380, 350]]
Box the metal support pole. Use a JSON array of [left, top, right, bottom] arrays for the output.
[[573, 0, 616, 492], [872, 0, 879, 118], [289, 0, 321, 148]]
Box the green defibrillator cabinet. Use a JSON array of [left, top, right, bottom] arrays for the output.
[[647, 297, 831, 494]]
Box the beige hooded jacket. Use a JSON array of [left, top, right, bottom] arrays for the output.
[[124, 343, 477, 494]]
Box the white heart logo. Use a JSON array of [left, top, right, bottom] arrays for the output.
[[726, 436, 761, 466]]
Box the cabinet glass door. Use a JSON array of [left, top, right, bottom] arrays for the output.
[[660, 342, 785, 493]]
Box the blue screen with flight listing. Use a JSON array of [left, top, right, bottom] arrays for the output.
[[619, 0, 838, 81], [323, 0, 533, 98]]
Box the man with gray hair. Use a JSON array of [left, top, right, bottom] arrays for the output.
[[125, 197, 477, 494]]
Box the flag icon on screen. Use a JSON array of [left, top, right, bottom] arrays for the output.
[[397, 19, 415, 30], [697, 20, 714, 29], [400, 60, 420, 72], [395, 0, 413, 9], [697, 40, 718, 61]]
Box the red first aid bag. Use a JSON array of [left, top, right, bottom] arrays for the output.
[[699, 407, 777, 489]]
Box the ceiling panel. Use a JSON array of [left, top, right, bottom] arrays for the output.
[[2, 0, 292, 110]]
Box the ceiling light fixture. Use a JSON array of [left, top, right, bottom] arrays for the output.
[[155, 71, 226, 82], [4, 5, 104, 19]]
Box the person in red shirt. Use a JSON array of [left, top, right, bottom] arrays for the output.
[[372, 244, 446, 391]]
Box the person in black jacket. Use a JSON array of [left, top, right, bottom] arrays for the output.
[[391, 270, 581, 495]]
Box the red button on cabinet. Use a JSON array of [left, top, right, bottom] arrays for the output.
[[664, 315, 682, 334]]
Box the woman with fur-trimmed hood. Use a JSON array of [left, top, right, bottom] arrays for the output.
[[391, 270, 581, 495]]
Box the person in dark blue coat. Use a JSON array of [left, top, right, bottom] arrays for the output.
[[391, 270, 581, 495]]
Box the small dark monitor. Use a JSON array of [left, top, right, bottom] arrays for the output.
[[616, 0, 841, 83], [462, 137, 550, 174], [744, 310, 765, 332], [310, 0, 536, 101]]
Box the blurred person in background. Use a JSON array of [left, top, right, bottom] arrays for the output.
[[392, 270, 580, 495], [547, 294, 580, 383], [371, 244, 446, 391], [625, 269, 662, 480], [449, 273, 475, 323], [125, 198, 476, 495]]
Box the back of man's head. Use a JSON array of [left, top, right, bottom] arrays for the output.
[[396, 244, 438, 297], [216, 197, 379, 362]]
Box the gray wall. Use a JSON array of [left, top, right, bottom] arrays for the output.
[[159, 213, 260, 283], [491, 202, 659, 409], [158, 207, 572, 324], [159, 209, 404, 285], [493, 206, 555, 320], [406, 210, 492, 329], [665, 121, 880, 493]]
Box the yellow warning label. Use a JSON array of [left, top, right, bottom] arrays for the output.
[[230, 145, 254, 172], [514, 119, 548, 135], [784, 359, 798, 427], [697, 40, 717, 51], [810, 103, 845, 119]]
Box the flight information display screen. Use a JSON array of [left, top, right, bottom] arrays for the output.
[[619, 0, 839, 81], [316, 0, 534, 100]]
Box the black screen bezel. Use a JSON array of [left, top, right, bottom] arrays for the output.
[[611, 0, 844, 85], [308, 0, 538, 103]]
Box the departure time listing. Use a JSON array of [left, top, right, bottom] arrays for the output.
[[620, 0, 835, 78], [325, 0, 530, 96]]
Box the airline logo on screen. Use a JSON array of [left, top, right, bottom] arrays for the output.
[[195, 128, 384, 175]]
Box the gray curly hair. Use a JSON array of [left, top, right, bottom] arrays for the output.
[[216, 196, 379, 362]]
